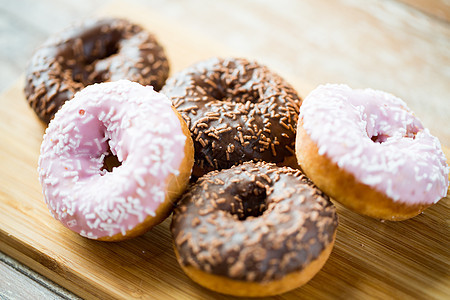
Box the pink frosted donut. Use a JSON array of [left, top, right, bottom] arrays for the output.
[[38, 80, 194, 241], [296, 84, 449, 220]]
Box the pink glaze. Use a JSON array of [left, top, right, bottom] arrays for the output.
[[38, 80, 187, 239], [300, 84, 449, 205]]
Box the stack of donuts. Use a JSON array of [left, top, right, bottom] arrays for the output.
[[28, 17, 449, 297]]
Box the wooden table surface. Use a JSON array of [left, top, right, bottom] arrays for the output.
[[0, 0, 449, 299]]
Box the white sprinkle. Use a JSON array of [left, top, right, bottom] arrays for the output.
[[85, 213, 96, 219], [81, 114, 94, 124], [66, 208, 75, 216], [97, 209, 108, 221], [94, 138, 102, 151], [110, 112, 122, 122], [171, 169, 180, 176], [85, 167, 99, 175], [51, 189, 60, 197], [67, 219, 77, 227], [98, 111, 106, 121], [86, 232, 97, 239], [87, 218, 101, 229], [318, 145, 327, 156], [110, 209, 120, 221], [63, 171, 78, 178], [62, 122, 76, 134], [105, 106, 116, 121], [136, 188, 146, 198], [113, 197, 126, 204], [108, 121, 119, 133], [44, 177, 59, 186], [145, 208, 156, 217], [128, 209, 145, 222]]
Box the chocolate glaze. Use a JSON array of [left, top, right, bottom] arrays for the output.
[[171, 161, 338, 282], [162, 58, 301, 177], [24, 18, 170, 123]]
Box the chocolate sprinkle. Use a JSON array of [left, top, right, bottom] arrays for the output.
[[162, 58, 302, 177], [171, 161, 338, 282], [24, 18, 170, 123]]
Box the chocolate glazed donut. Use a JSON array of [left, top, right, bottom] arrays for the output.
[[171, 161, 338, 297], [162, 58, 302, 177], [25, 18, 170, 123]]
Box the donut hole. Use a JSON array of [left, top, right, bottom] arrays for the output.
[[218, 87, 260, 105], [70, 34, 121, 85], [206, 85, 244, 104], [202, 68, 261, 105], [227, 184, 268, 220], [370, 126, 419, 144], [101, 151, 122, 172], [85, 36, 120, 64], [370, 134, 389, 143]]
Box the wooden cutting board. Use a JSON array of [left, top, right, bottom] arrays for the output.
[[1, 2, 449, 299]]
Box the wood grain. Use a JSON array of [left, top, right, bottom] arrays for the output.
[[396, 0, 450, 21], [0, 1, 449, 299]]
